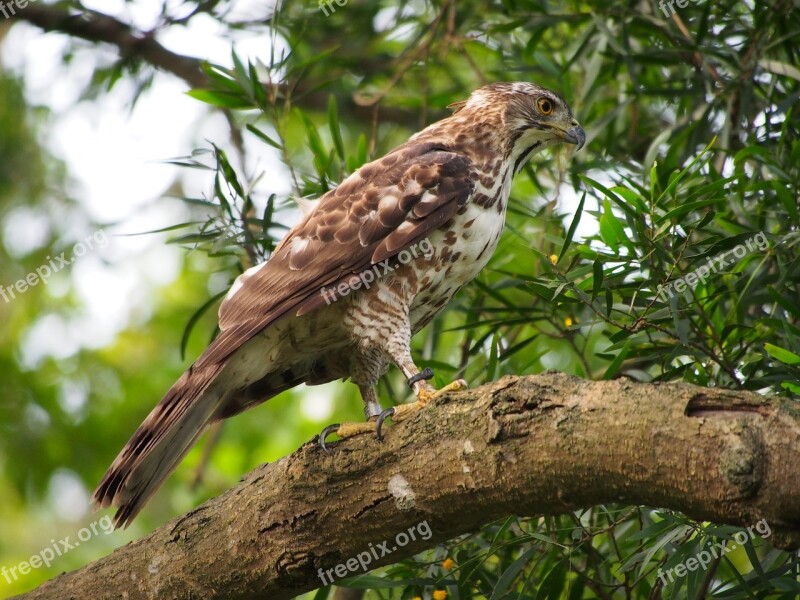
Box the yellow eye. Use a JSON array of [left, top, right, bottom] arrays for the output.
[[537, 98, 554, 115]]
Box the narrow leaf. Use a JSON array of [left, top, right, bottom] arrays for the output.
[[558, 191, 586, 261]]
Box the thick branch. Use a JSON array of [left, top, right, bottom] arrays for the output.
[[17, 6, 209, 88], [16, 373, 800, 599], [11, 5, 423, 127]]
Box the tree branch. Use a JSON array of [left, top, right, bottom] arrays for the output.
[[16, 6, 209, 88], [11, 5, 425, 128], [16, 373, 800, 599]]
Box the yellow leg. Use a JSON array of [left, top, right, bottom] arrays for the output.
[[336, 421, 377, 437], [416, 379, 468, 405], [320, 419, 378, 453], [379, 377, 468, 435], [319, 373, 468, 452]]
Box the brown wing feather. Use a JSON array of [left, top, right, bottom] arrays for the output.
[[94, 143, 476, 528], [210, 143, 476, 365]]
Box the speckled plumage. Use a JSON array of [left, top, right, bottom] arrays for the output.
[[94, 82, 585, 527]]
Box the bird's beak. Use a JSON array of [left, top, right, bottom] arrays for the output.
[[562, 124, 586, 151]]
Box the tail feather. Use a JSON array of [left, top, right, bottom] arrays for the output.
[[93, 362, 225, 528]]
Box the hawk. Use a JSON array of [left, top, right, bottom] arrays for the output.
[[94, 82, 585, 527]]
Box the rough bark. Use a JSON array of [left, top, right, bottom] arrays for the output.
[[15, 373, 800, 600]]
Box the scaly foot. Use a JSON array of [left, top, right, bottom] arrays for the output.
[[319, 420, 379, 454], [376, 375, 468, 439], [318, 369, 467, 452]]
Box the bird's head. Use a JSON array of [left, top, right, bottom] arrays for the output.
[[450, 82, 585, 173]]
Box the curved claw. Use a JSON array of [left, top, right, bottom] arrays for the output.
[[319, 423, 341, 454], [375, 407, 395, 441], [408, 367, 435, 387]]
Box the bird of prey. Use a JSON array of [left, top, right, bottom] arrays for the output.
[[94, 82, 585, 528]]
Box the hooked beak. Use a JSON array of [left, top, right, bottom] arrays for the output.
[[562, 124, 586, 151]]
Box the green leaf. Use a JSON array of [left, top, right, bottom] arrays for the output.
[[487, 333, 499, 382], [650, 160, 659, 204], [489, 546, 537, 600], [347, 133, 369, 171], [609, 185, 646, 212], [167, 231, 221, 245], [772, 179, 799, 224], [186, 89, 251, 108], [781, 382, 800, 394], [764, 343, 800, 365], [694, 209, 716, 230], [599, 199, 627, 251], [591, 258, 604, 302], [656, 137, 717, 205], [201, 62, 243, 92], [312, 586, 330, 600], [328, 95, 345, 162], [656, 198, 723, 225], [301, 113, 329, 177], [533, 558, 568, 600], [214, 146, 244, 198], [231, 49, 249, 85], [180, 290, 228, 360], [579, 175, 636, 217], [558, 191, 585, 261], [603, 340, 631, 379], [248, 62, 269, 109], [246, 124, 283, 150], [120, 221, 200, 236]]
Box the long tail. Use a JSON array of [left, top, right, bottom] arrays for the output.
[[93, 361, 226, 528]]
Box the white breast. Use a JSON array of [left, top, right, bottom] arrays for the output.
[[406, 180, 511, 329]]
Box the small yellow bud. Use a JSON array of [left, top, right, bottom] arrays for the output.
[[433, 591, 448, 600], [442, 558, 455, 570], [564, 317, 573, 327], [549, 254, 558, 265]]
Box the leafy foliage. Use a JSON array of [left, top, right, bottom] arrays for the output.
[[176, 1, 799, 597]]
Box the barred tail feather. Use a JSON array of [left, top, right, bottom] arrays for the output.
[[92, 362, 226, 528]]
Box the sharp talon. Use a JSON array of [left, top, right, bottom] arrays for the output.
[[408, 367, 435, 387], [320, 423, 341, 454], [375, 407, 395, 441]]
